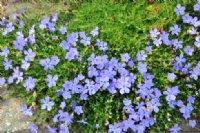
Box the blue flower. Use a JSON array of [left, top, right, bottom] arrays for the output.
[[24, 48, 36, 61], [20, 104, 33, 117], [174, 4, 185, 16], [184, 46, 194, 56], [45, 74, 58, 88], [41, 96, 55, 111], [65, 48, 79, 61], [153, 38, 162, 47], [170, 124, 181, 133], [138, 62, 147, 75], [3, 58, 12, 70], [163, 86, 179, 102], [23, 77, 36, 92], [0, 47, 9, 57], [170, 24, 181, 35], [0, 77, 6, 87], [121, 53, 130, 62], [194, 3, 200, 12], [74, 106, 83, 115], [90, 27, 99, 37], [21, 59, 30, 70], [137, 50, 147, 61], [168, 73, 176, 81], [189, 120, 196, 128], [29, 123, 38, 133], [59, 26, 67, 34], [150, 28, 160, 38]]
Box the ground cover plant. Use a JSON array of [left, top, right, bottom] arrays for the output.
[[0, 0, 200, 132]]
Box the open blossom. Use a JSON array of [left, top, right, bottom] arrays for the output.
[[65, 48, 79, 61], [3, 58, 13, 70], [0, 47, 10, 57], [29, 123, 38, 133], [0, 77, 6, 87], [163, 86, 180, 102], [12, 67, 23, 84], [184, 46, 194, 56], [168, 73, 176, 81], [21, 59, 30, 70], [41, 96, 55, 111], [189, 120, 196, 128], [170, 24, 181, 35], [24, 48, 36, 61], [59, 26, 67, 34], [121, 53, 130, 62], [150, 28, 160, 38], [20, 104, 33, 117], [170, 124, 181, 133], [174, 4, 185, 16], [45, 74, 58, 88], [90, 27, 99, 37], [40, 56, 60, 70], [23, 77, 36, 92], [74, 106, 83, 115]]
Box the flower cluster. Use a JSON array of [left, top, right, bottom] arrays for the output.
[[1, 1, 200, 133]]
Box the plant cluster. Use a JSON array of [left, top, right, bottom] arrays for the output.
[[0, 0, 200, 133]]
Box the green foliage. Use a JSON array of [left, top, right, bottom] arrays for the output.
[[1, 0, 200, 132]]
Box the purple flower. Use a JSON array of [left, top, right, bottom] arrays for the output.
[[150, 28, 160, 38], [84, 79, 99, 95], [153, 38, 162, 46], [168, 73, 176, 81], [184, 46, 194, 56], [59, 26, 67, 34], [90, 27, 99, 37], [52, 13, 58, 22], [47, 126, 57, 133], [187, 96, 195, 104], [65, 48, 79, 61], [179, 103, 193, 119], [21, 59, 30, 70], [194, 35, 200, 47], [60, 40, 71, 50], [40, 56, 60, 71], [0, 77, 6, 87], [0, 47, 9, 57], [189, 27, 197, 35], [95, 39, 108, 51], [117, 76, 131, 94], [80, 36, 91, 46], [146, 46, 152, 52], [121, 53, 130, 62], [138, 62, 147, 75], [67, 32, 78, 46], [41, 96, 55, 111], [20, 104, 33, 117], [146, 99, 161, 113], [123, 98, 132, 106], [74, 106, 83, 115], [12, 67, 23, 84], [163, 86, 180, 102], [96, 124, 100, 129], [3, 58, 12, 70], [189, 120, 197, 128], [137, 50, 147, 61], [194, 3, 200, 12], [60, 102, 66, 109], [29, 123, 38, 133], [24, 48, 36, 61], [23, 77, 36, 92], [174, 4, 185, 16], [45, 74, 58, 88], [170, 124, 181, 133], [182, 14, 193, 24], [13, 36, 26, 51], [170, 25, 181, 35], [172, 39, 183, 49]]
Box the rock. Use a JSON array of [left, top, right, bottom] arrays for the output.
[[0, 98, 31, 132]]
